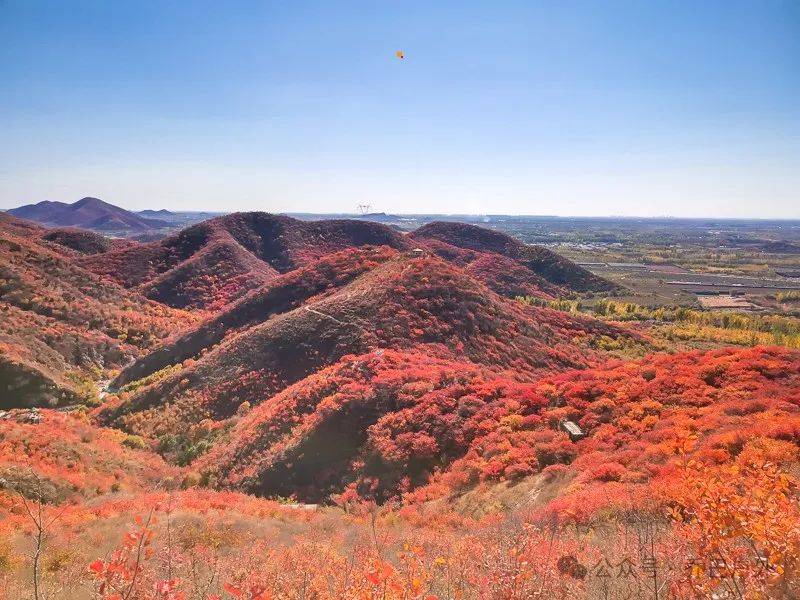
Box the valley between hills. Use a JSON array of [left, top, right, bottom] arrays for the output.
[[0, 207, 798, 599]]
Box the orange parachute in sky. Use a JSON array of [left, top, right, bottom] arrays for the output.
[[395, 50, 404, 59]]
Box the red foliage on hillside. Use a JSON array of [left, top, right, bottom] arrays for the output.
[[410, 221, 617, 293], [99, 255, 632, 445], [1, 467, 797, 598], [114, 245, 401, 387], [2, 211, 799, 598], [136, 238, 278, 310], [80, 212, 410, 310], [0, 409, 177, 506], [0, 212, 45, 237], [196, 346, 799, 509], [0, 216, 198, 406], [521, 345, 800, 521], [419, 237, 564, 299], [199, 350, 544, 501], [68, 214, 604, 311]]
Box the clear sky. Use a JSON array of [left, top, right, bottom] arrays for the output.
[[1, 1, 798, 217]]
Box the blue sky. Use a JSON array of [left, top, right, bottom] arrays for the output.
[[1, 1, 798, 217]]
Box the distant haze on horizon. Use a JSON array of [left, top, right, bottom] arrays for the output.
[[1, 1, 798, 219]]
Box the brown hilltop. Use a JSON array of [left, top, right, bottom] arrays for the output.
[[410, 221, 618, 293], [78, 214, 618, 311], [42, 227, 136, 255], [418, 237, 566, 299], [80, 212, 410, 310]]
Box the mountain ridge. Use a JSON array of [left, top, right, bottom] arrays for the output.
[[7, 196, 169, 232], [410, 221, 619, 293], [8, 197, 170, 231], [97, 252, 637, 458]]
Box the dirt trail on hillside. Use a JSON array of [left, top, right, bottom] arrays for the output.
[[303, 305, 367, 332]]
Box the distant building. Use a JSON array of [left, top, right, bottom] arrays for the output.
[[411, 248, 425, 258]]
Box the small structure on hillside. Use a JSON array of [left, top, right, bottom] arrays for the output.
[[561, 420, 584, 442], [411, 248, 425, 258]]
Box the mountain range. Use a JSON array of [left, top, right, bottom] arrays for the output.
[[8, 197, 170, 232]]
